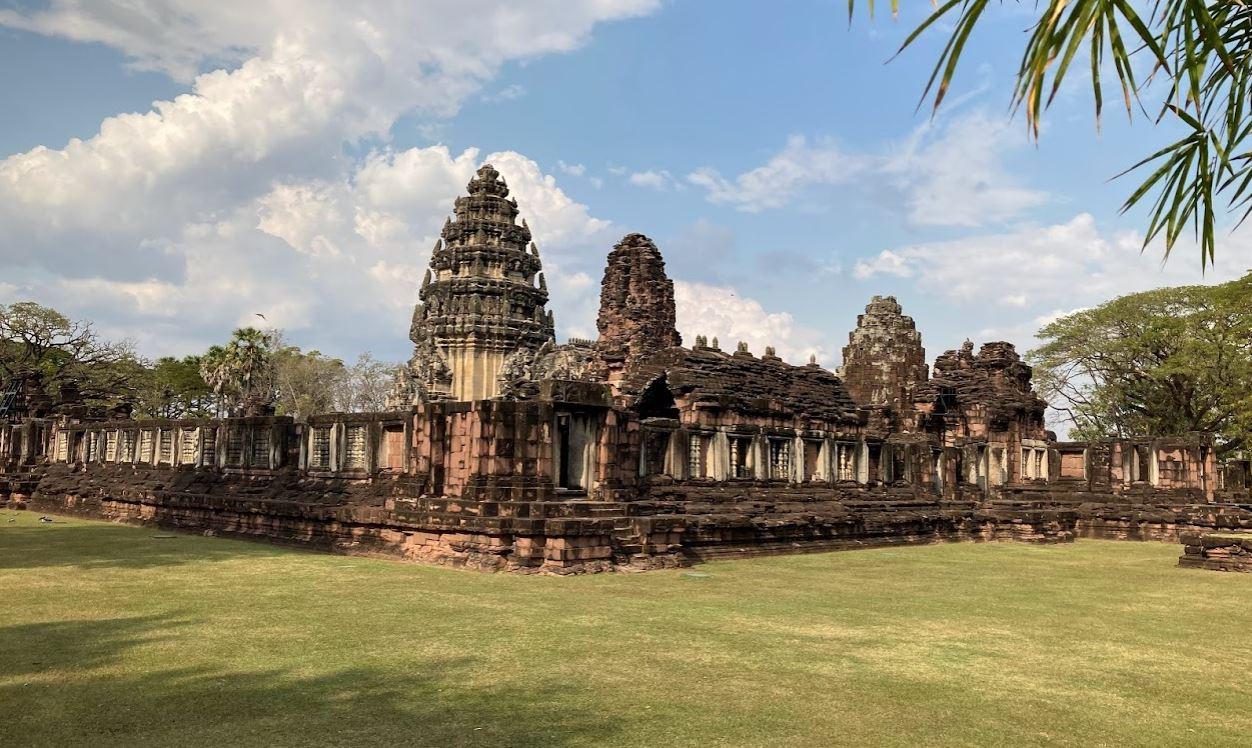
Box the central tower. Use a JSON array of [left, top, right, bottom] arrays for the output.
[[405, 164, 555, 402]]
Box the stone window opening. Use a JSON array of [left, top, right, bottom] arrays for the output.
[[1022, 447, 1034, 479], [104, 430, 118, 463], [729, 436, 753, 479], [769, 439, 792, 481], [179, 428, 199, 465], [890, 447, 909, 484], [555, 412, 597, 492], [1132, 444, 1153, 483], [120, 430, 135, 463], [309, 426, 333, 470], [868, 443, 885, 483], [641, 429, 671, 477], [54, 431, 69, 462], [344, 425, 368, 471], [138, 429, 155, 464], [250, 428, 272, 468], [688, 433, 709, 479], [989, 447, 1007, 486], [965, 445, 987, 487], [226, 429, 245, 467], [836, 443, 857, 482], [803, 440, 822, 482], [201, 429, 217, 467], [158, 429, 174, 465]]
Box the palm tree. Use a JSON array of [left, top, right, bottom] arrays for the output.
[[853, 1, 1252, 267], [198, 329, 277, 417]]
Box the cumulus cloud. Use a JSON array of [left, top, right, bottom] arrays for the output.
[[2, 142, 616, 358], [674, 281, 832, 367], [687, 110, 1046, 226], [0, 2, 652, 357], [853, 212, 1252, 311]]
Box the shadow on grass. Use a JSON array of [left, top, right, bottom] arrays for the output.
[[0, 615, 622, 747], [0, 614, 188, 677], [0, 519, 293, 571]]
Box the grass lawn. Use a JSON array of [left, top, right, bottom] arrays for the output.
[[3, 511, 1251, 747]]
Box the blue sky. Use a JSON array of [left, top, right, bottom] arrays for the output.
[[2, 0, 1249, 407]]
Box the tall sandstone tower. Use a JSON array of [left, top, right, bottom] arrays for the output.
[[839, 295, 928, 417], [402, 164, 555, 402], [595, 233, 682, 383]]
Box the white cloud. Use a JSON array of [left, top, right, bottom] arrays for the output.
[[674, 281, 832, 367], [883, 110, 1048, 227], [482, 83, 526, 102], [853, 212, 1252, 311], [556, 161, 586, 177], [628, 169, 678, 190], [686, 135, 863, 213], [0, 1, 656, 281], [0, 1, 659, 83], [2, 144, 615, 360], [0, 2, 652, 358], [687, 110, 1046, 226], [852, 250, 912, 280]]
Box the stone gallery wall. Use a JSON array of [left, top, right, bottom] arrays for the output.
[[4, 406, 1245, 574]]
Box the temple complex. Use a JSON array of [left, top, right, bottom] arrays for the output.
[[4, 163, 1251, 573]]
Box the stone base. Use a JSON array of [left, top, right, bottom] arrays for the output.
[[1178, 533, 1252, 572], [18, 467, 1092, 574]]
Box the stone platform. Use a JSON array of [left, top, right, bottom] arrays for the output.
[[1179, 533, 1252, 572]]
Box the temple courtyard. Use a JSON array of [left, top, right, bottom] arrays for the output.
[[1, 512, 1249, 747]]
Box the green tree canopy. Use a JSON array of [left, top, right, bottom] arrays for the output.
[[133, 356, 215, 419], [854, 1, 1252, 266], [1030, 272, 1252, 454], [0, 301, 140, 407], [273, 345, 346, 418], [200, 328, 278, 417]]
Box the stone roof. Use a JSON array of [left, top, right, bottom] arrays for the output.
[[913, 341, 1047, 428], [618, 346, 862, 423]]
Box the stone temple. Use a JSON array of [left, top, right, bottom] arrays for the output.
[[3, 163, 1251, 573]]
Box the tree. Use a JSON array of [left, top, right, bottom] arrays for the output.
[[273, 345, 346, 418], [333, 353, 397, 413], [133, 356, 215, 419], [1030, 272, 1252, 454], [854, 1, 1252, 266], [199, 328, 278, 417], [0, 301, 139, 406]]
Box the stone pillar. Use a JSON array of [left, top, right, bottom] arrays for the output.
[[710, 430, 729, 481]]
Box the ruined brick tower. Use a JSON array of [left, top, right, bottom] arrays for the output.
[[595, 233, 682, 382], [839, 295, 928, 416], [402, 164, 555, 402]]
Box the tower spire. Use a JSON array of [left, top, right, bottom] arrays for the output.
[[401, 163, 555, 402]]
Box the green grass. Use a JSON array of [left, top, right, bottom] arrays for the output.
[[3, 511, 1252, 747]]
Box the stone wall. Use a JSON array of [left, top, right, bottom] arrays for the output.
[[634, 479, 1075, 563], [1179, 533, 1252, 573], [4, 405, 1241, 575]]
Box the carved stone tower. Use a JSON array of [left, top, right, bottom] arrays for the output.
[[595, 233, 682, 382], [401, 164, 555, 403], [839, 295, 928, 415]]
